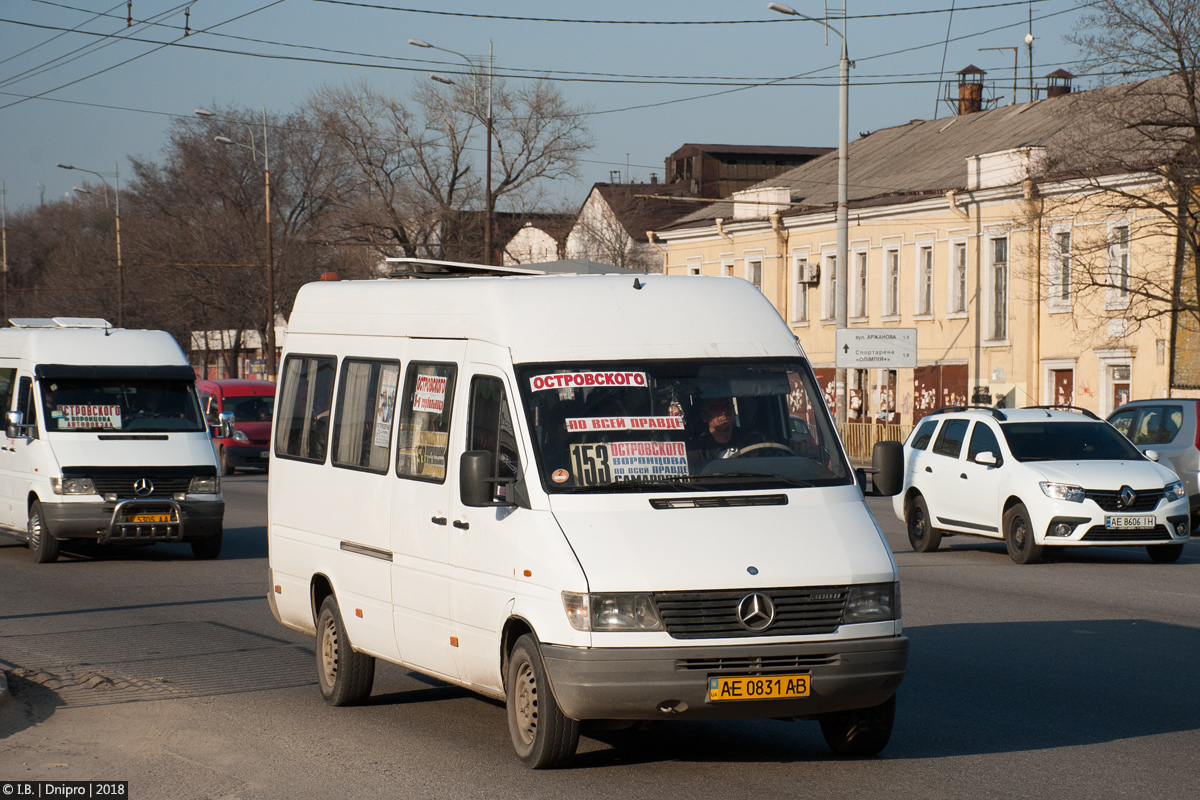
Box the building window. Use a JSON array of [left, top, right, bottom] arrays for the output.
[[952, 242, 967, 313], [1056, 231, 1071, 301], [747, 257, 763, 291], [852, 251, 868, 318], [822, 253, 837, 321], [1109, 224, 1129, 304], [917, 246, 933, 316], [721, 258, 734, 277], [885, 249, 900, 317], [686, 256, 701, 275], [792, 255, 809, 323], [991, 237, 1008, 340]]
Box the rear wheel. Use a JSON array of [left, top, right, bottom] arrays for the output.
[[506, 634, 579, 769], [1003, 502, 1043, 565], [819, 694, 896, 757], [218, 446, 235, 476], [190, 527, 223, 560], [906, 495, 941, 553], [28, 500, 60, 564], [316, 595, 375, 706], [1147, 543, 1184, 563]]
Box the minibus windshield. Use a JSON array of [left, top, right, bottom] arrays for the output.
[[41, 378, 205, 433], [516, 359, 851, 493]]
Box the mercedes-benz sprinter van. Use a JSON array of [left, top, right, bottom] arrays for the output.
[[1, 318, 224, 562], [267, 266, 906, 768]]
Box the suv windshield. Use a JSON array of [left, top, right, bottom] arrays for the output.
[[1000, 420, 1144, 462], [41, 378, 205, 433], [225, 394, 274, 423], [516, 358, 850, 493]]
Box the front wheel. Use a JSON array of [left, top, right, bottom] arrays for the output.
[[28, 500, 60, 564], [506, 634, 579, 769], [316, 595, 375, 706], [1147, 543, 1184, 563], [218, 446, 235, 476], [906, 495, 941, 553], [819, 694, 896, 757], [1003, 502, 1043, 565]]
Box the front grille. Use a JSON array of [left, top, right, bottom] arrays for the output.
[[91, 476, 191, 497], [654, 586, 848, 640], [62, 466, 214, 499], [676, 652, 839, 673], [1081, 524, 1172, 542], [1084, 489, 1164, 512]]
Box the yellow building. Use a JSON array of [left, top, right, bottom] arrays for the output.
[[656, 73, 1200, 431]]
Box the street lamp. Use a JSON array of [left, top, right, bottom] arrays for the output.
[[409, 37, 495, 266], [197, 108, 276, 381], [768, 2, 850, 427], [58, 162, 123, 327]]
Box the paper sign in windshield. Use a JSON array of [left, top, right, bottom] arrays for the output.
[[530, 372, 647, 392], [413, 374, 448, 413], [58, 404, 121, 430], [566, 416, 684, 432], [609, 441, 688, 481]]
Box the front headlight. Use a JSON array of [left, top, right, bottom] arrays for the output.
[[232, 429, 250, 443], [561, 592, 663, 632], [51, 477, 96, 495], [1165, 480, 1186, 502], [188, 476, 220, 494], [843, 582, 900, 624], [1040, 481, 1085, 503]]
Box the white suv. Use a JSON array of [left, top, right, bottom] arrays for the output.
[[892, 406, 1191, 564]]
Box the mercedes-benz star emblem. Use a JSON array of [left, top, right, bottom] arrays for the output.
[[1119, 486, 1136, 508], [133, 478, 155, 497], [736, 592, 776, 632]]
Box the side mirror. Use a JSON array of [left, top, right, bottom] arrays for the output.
[[459, 450, 518, 508], [1144, 449, 1160, 462], [871, 440, 904, 497], [6, 410, 24, 439], [975, 451, 998, 466], [218, 410, 235, 439]]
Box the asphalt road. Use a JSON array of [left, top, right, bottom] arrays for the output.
[[2, 475, 1198, 799]]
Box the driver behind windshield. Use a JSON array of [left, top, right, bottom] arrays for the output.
[[690, 395, 764, 461]]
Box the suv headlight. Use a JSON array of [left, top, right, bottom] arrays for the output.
[[1040, 482, 1085, 503], [843, 582, 900, 624], [1165, 480, 1186, 502], [51, 477, 96, 495], [188, 476, 220, 494], [232, 429, 250, 443], [561, 592, 663, 632]]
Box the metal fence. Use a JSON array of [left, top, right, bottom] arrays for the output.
[[838, 422, 911, 462]]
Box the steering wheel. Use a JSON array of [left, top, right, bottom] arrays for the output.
[[726, 441, 796, 458]]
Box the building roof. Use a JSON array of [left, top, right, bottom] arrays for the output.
[[669, 143, 834, 159], [589, 181, 698, 236], [666, 74, 1186, 229]]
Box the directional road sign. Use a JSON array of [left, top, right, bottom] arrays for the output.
[[835, 327, 917, 369]]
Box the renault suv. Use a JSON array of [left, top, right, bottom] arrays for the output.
[[893, 406, 1190, 564]]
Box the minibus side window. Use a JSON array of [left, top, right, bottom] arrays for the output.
[[331, 359, 400, 473], [275, 354, 337, 463], [18, 377, 38, 438], [468, 376, 520, 500], [0, 368, 16, 415], [396, 362, 457, 483]]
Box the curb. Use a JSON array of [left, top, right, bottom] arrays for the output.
[[0, 669, 10, 710]]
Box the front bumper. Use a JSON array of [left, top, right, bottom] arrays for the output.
[[226, 444, 270, 469], [41, 499, 225, 543], [540, 635, 907, 721]]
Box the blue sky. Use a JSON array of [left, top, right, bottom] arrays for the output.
[[1, 1, 1090, 214]]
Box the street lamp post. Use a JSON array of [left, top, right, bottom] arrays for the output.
[[768, 2, 850, 427], [410, 38, 494, 266], [57, 162, 123, 327], [197, 109, 276, 381]]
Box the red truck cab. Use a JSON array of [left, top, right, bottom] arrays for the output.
[[197, 379, 275, 475]]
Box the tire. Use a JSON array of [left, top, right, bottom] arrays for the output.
[[218, 446, 235, 476], [819, 693, 896, 758], [1147, 543, 1185, 563], [1003, 502, 1043, 565], [506, 634, 579, 769], [190, 527, 223, 560], [906, 495, 941, 553], [315, 595, 375, 706], [28, 499, 60, 564]]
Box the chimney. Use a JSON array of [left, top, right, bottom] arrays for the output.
[[650, 173, 658, 185], [1045, 69, 1075, 98], [956, 65, 986, 115]]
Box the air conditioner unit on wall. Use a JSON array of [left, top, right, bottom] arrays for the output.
[[799, 262, 821, 285]]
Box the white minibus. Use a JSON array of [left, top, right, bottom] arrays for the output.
[[0, 318, 224, 562], [267, 265, 906, 768]]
